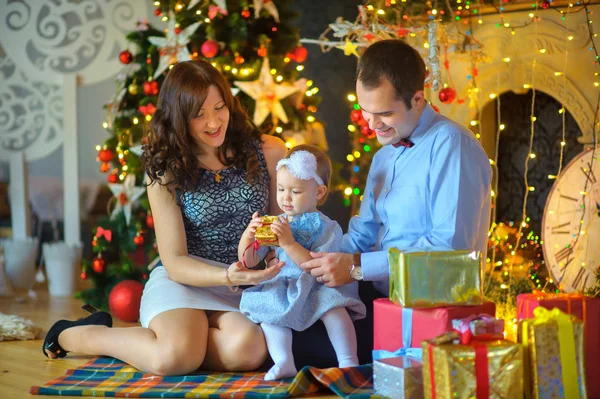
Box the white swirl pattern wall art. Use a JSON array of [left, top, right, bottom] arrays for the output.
[[0, 50, 63, 161], [0, 0, 143, 84], [0, 0, 150, 161]]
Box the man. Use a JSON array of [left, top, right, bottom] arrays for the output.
[[295, 39, 492, 365]]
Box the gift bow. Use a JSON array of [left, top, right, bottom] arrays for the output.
[[525, 307, 580, 399], [372, 308, 423, 361], [95, 227, 112, 242]]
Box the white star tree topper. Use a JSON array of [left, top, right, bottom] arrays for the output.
[[109, 175, 146, 225], [233, 58, 299, 125], [148, 12, 202, 79]]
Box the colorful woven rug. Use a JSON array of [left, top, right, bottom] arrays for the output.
[[30, 357, 382, 398]]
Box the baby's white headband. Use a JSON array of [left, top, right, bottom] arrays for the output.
[[276, 150, 324, 186]]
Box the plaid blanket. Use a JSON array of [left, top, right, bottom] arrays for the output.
[[30, 357, 383, 398]]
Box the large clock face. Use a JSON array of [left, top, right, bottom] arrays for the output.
[[542, 148, 600, 292]]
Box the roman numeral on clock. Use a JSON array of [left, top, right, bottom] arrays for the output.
[[572, 268, 589, 291], [557, 247, 575, 280], [551, 222, 570, 234], [556, 246, 574, 265], [581, 163, 597, 184], [560, 194, 579, 202]]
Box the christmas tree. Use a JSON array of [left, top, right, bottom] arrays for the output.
[[77, 0, 325, 311]]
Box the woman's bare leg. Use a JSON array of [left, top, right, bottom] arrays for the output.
[[51, 308, 209, 375], [202, 311, 268, 371], [49, 309, 267, 375]]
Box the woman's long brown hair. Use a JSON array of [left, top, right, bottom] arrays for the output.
[[142, 60, 262, 192]]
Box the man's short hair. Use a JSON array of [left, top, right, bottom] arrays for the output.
[[356, 39, 426, 110]]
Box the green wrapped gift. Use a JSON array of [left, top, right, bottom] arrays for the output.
[[389, 248, 483, 308]]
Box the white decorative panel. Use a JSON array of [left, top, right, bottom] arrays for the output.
[[0, 0, 149, 84], [0, 49, 63, 161]]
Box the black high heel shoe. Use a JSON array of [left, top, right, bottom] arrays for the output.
[[43, 304, 113, 359]]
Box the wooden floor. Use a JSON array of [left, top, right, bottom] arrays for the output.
[[0, 290, 338, 398]]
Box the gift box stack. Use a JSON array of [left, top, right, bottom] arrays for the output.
[[517, 292, 599, 398], [373, 248, 518, 399]]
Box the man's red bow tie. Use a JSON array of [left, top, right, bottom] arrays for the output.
[[393, 138, 414, 148]]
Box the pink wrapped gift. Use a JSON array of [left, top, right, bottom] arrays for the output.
[[451, 313, 504, 338]]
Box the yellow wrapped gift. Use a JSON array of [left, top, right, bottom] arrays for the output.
[[255, 216, 280, 247], [389, 248, 483, 307], [519, 307, 587, 399], [422, 331, 524, 399]]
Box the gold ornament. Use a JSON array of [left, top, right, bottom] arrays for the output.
[[128, 83, 138, 95]]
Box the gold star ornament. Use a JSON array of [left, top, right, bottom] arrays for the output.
[[233, 58, 299, 126]]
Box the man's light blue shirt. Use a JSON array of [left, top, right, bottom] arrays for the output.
[[341, 103, 492, 295]]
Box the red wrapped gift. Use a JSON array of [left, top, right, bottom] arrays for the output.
[[373, 298, 496, 353], [517, 292, 600, 399]]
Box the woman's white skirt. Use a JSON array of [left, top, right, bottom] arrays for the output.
[[139, 257, 243, 328]]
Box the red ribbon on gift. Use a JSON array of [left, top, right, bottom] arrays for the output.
[[241, 240, 260, 269], [95, 226, 112, 242], [428, 331, 498, 399]]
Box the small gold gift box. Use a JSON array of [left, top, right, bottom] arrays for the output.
[[389, 248, 483, 307], [519, 307, 587, 399], [422, 331, 524, 399], [255, 216, 280, 246]]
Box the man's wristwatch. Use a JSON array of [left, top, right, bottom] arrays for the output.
[[350, 252, 363, 281]]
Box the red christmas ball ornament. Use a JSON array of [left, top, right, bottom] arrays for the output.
[[143, 81, 159, 96], [107, 173, 118, 183], [174, 27, 182, 35], [241, 8, 251, 18], [541, 0, 551, 9], [100, 162, 111, 173], [119, 50, 133, 64], [108, 280, 144, 322], [146, 214, 154, 229], [438, 87, 457, 104], [350, 109, 363, 123], [80, 271, 87, 280], [201, 40, 219, 58], [154, 8, 162, 16], [234, 55, 245, 64], [98, 148, 115, 162], [292, 46, 308, 63], [257, 46, 267, 57], [133, 235, 145, 246], [92, 257, 106, 273]]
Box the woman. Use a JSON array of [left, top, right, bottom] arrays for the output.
[[42, 60, 287, 376]]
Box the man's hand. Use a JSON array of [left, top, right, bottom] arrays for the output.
[[300, 252, 354, 287]]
